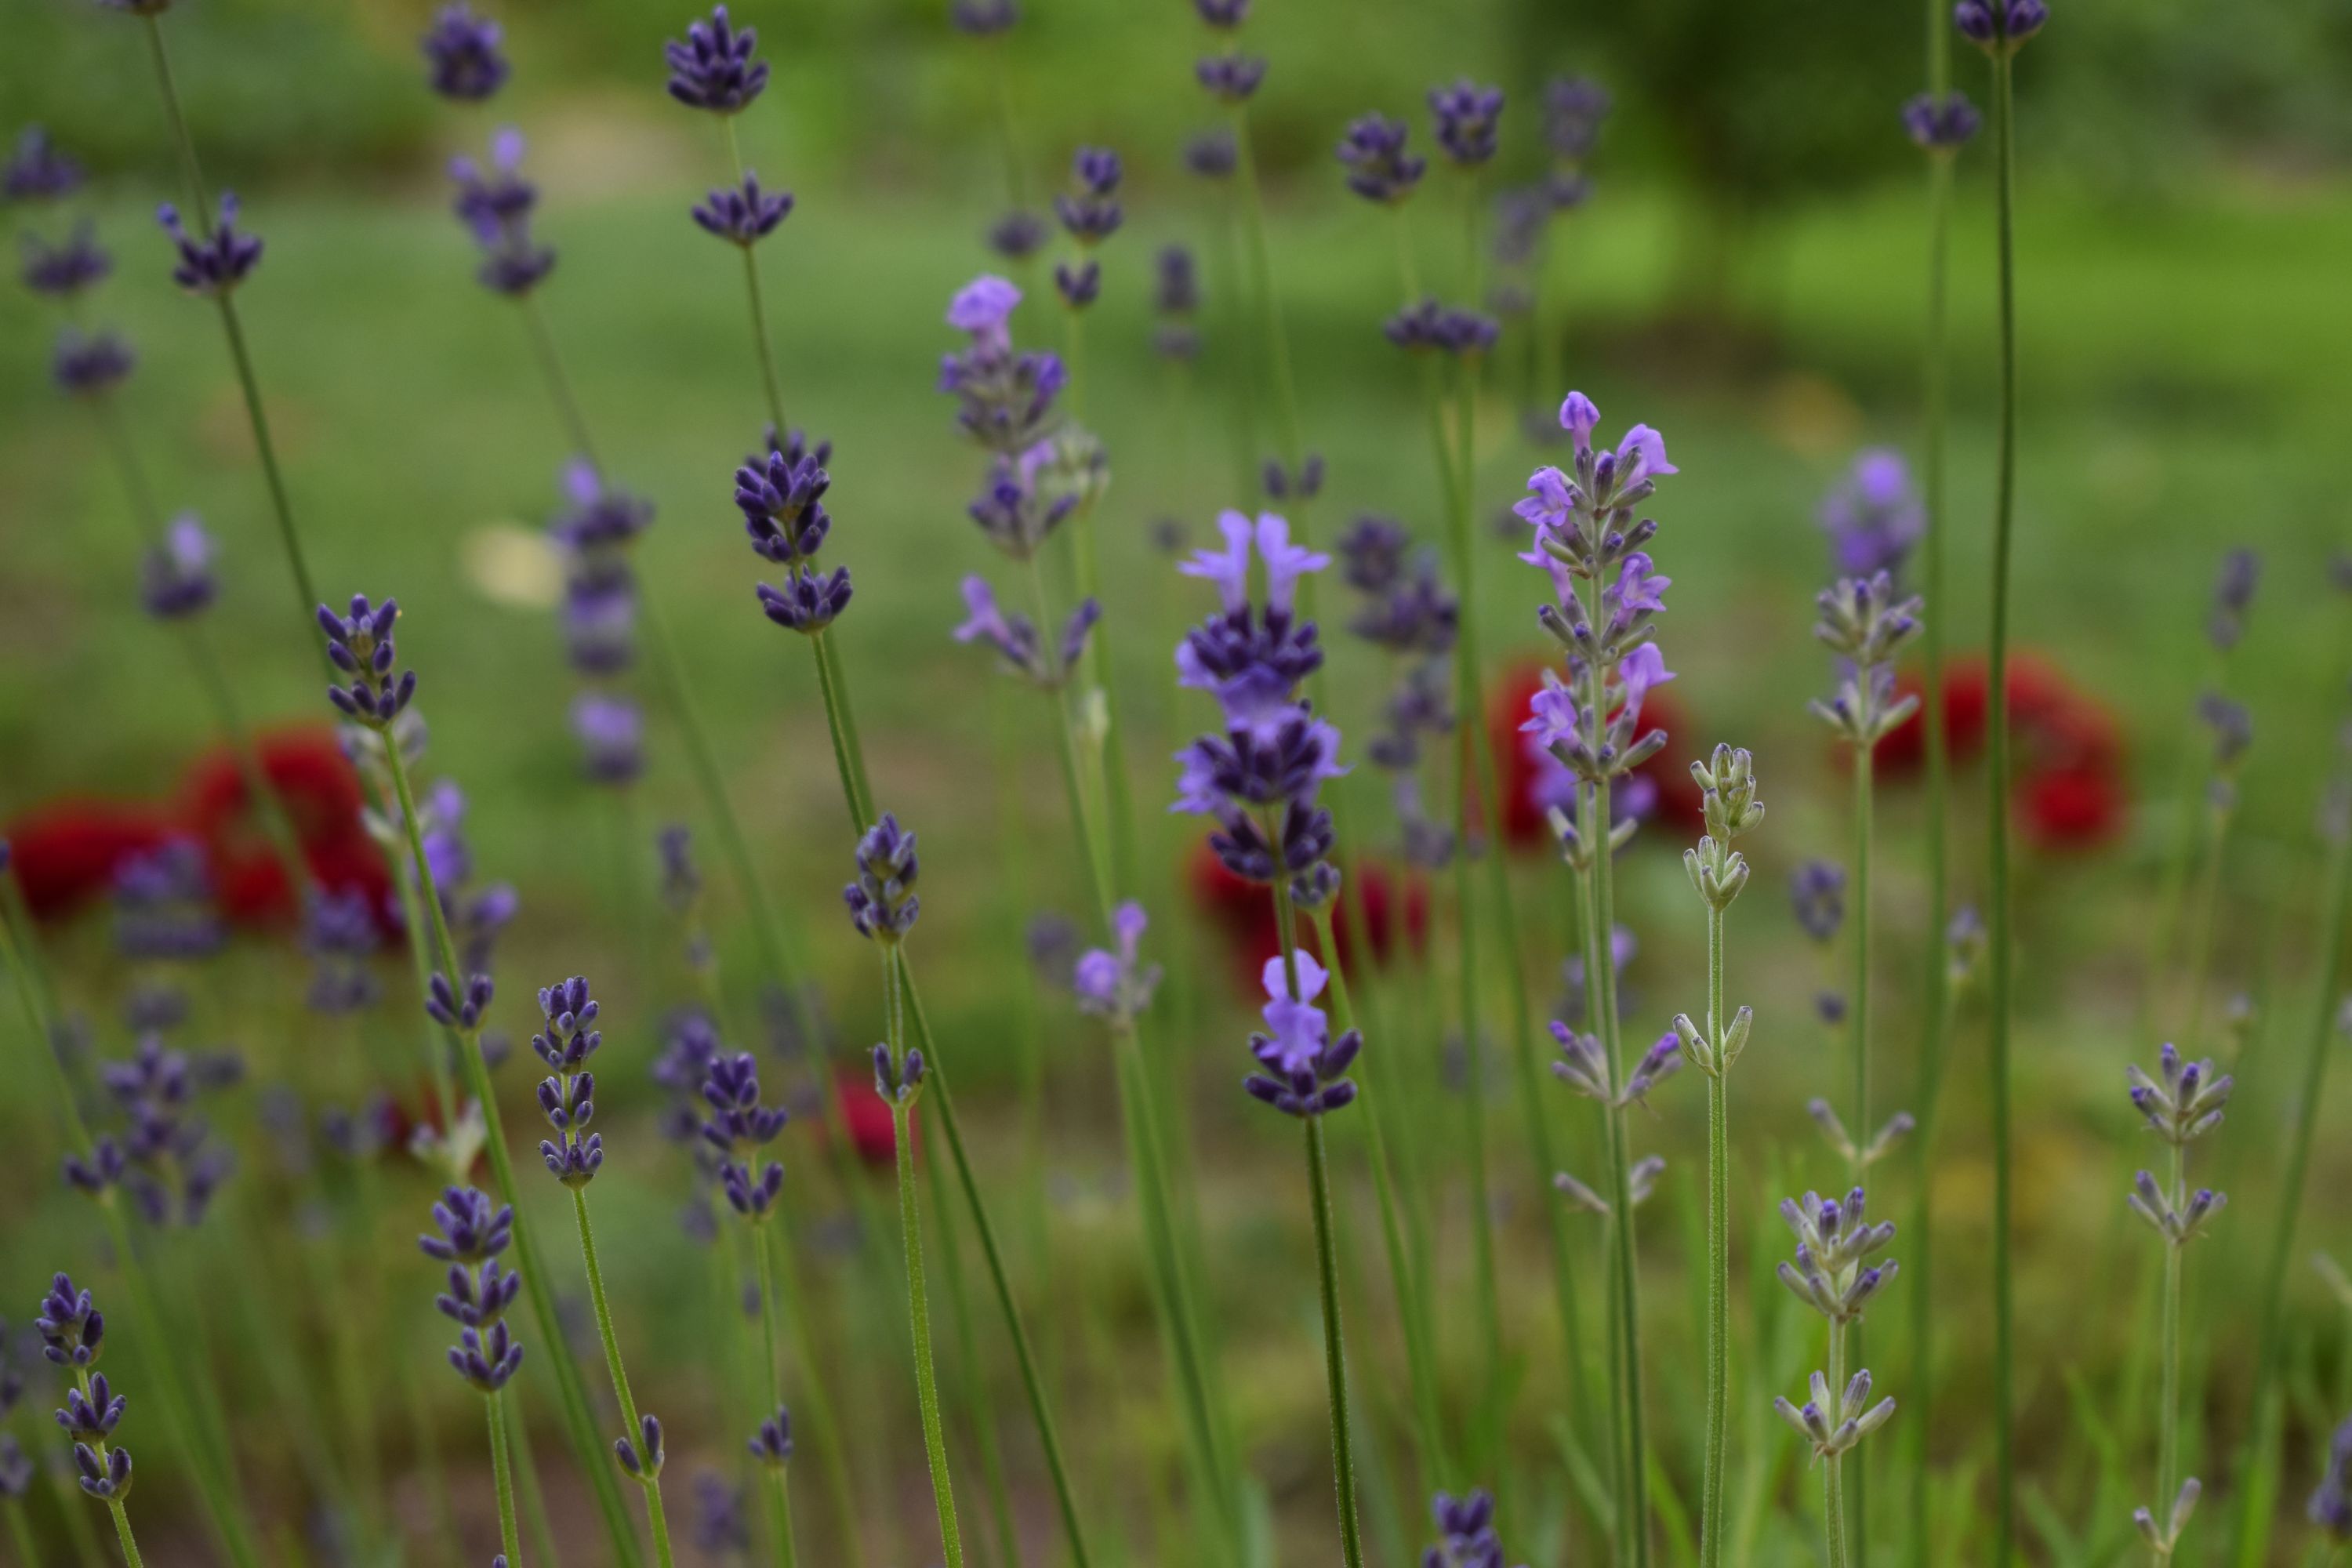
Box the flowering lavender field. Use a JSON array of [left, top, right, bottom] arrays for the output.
[[4, 2, 2352, 1566]]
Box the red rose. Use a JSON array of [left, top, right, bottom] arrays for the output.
[[178, 725, 390, 926]]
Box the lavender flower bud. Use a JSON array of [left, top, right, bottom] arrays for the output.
[[844, 814, 920, 943], [5, 125, 84, 202], [1901, 91, 1981, 151], [571, 692, 644, 788], [1195, 52, 1267, 103], [951, 0, 1017, 34], [53, 328, 136, 398], [748, 1405, 794, 1465], [34, 1276, 104, 1368], [20, 221, 111, 299], [139, 516, 218, 620], [986, 209, 1048, 259], [692, 172, 794, 246], [158, 194, 263, 297], [1428, 79, 1504, 166], [318, 593, 417, 727], [1054, 259, 1100, 310], [664, 5, 770, 114], [2207, 547, 2259, 651], [1184, 129, 1238, 179], [421, 5, 510, 100], [1054, 147, 1123, 245], [1955, 0, 2047, 53], [1337, 114, 1425, 205], [614, 1413, 665, 1478]]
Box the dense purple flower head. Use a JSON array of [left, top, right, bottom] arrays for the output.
[[53, 328, 135, 397], [755, 568, 853, 633], [665, 5, 770, 114], [1902, 90, 1981, 150], [1176, 510, 1328, 692], [1155, 244, 1199, 318], [551, 461, 655, 551], [303, 887, 381, 1014], [1820, 448, 1925, 579], [422, 4, 510, 100], [1428, 79, 1504, 165], [20, 221, 111, 298], [1337, 113, 1426, 205], [700, 1052, 786, 1217], [111, 840, 224, 961], [571, 692, 644, 786], [1054, 147, 1123, 244], [1194, 0, 1247, 26], [1054, 258, 1100, 309], [844, 814, 921, 942], [1544, 76, 1610, 162], [91, 0, 173, 16], [1340, 514, 1415, 588], [1955, 0, 2047, 49], [693, 171, 794, 245], [139, 515, 217, 621], [561, 553, 637, 674], [1184, 129, 1238, 178], [1385, 298, 1498, 355], [318, 593, 416, 727], [1426, 1488, 1520, 1568], [940, 277, 1068, 453], [1073, 901, 1161, 1025], [34, 1274, 104, 1369], [530, 975, 608, 1184], [1243, 952, 1360, 1117], [748, 1406, 794, 1467], [986, 209, 1049, 260], [735, 443, 832, 564], [1791, 859, 1846, 943], [5, 126, 83, 203], [449, 129, 554, 294], [158, 194, 263, 297], [1350, 552, 1457, 658], [952, 0, 1017, 33], [1196, 52, 1267, 103]]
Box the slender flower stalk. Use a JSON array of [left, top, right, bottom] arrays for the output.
[[1672, 746, 1766, 1568], [530, 978, 680, 1568], [421, 1187, 528, 1567], [1958, 1, 2049, 1550], [328, 594, 647, 1568], [1773, 1191, 1900, 1568]]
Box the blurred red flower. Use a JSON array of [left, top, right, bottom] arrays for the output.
[[833, 1065, 906, 1168], [1875, 650, 2127, 852], [1, 798, 180, 920], [1185, 840, 1428, 993], [179, 726, 390, 924]]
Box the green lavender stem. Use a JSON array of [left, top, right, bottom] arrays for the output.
[[1266, 886, 1366, 1568], [1984, 42, 2021, 1566], [377, 740, 647, 1568], [885, 948, 967, 1568], [1228, 107, 1303, 470], [725, 119, 791, 432], [920, 1107, 1022, 1568], [1311, 904, 1450, 1489], [2180, 794, 2234, 1051], [1849, 741, 1876, 1568], [756, 1220, 862, 1568], [1825, 1327, 1852, 1568], [4, 1499, 41, 1568], [571, 1189, 679, 1568], [1699, 904, 1730, 1568], [2230, 815, 2352, 1565], [521, 292, 602, 468], [747, 1225, 804, 1568], [487, 1391, 522, 1568], [2154, 1144, 2185, 1565]]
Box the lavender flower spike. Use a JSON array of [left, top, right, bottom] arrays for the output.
[[1072, 901, 1162, 1026], [1242, 950, 1361, 1117], [1336, 113, 1425, 205], [1955, 0, 2048, 52], [5, 126, 84, 202], [158, 194, 263, 297], [1902, 91, 1981, 151], [422, 4, 510, 101], [2126, 1042, 2233, 1148], [318, 593, 417, 727], [1776, 1188, 1899, 1325], [532, 975, 608, 1187], [1773, 1367, 1896, 1461], [2310, 1417, 2352, 1541], [53, 328, 136, 398], [1054, 147, 1123, 245], [20, 221, 111, 299], [844, 814, 921, 943], [694, 172, 794, 246], [664, 5, 770, 113], [699, 1052, 788, 1218], [423, 1187, 526, 1392], [1428, 79, 1504, 165], [140, 515, 218, 620], [953, 575, 1098, 690], [1425, 1487, 1523, 1568]]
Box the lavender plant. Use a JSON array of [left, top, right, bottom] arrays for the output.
[[422, 1188, 527, 1566], [1670, 744, 1764, 1568], [2126, 1044, 2232, 1562], [38, 1275, 144, 1566], [1774, 1191, 1900, 1568]]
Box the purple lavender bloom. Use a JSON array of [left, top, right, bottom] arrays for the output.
[[551, 461, 655, 551], [1155, 244, 1200, 358], [2198, 690, 2252, 772], [700, 1052, 787, 1218], [530, 976, 605, 1186], [34, 1275, 104, 1369], [1426, 1488, 1521, 1568], [1902, 90, 1981, 150], [20, 221, 111, 298], [755, 568, 854, 633], [965, 440, 1081, 557], [1194, 0, 1247, 25], [1054, 259, 1100, 309], [1196, 52, 1267, 103], [1820, 448, 1926, 579], [2127, 1041, 2233, 1148], [1791, 859, 1846, 943], [1054, 147, 1123, 245], [1337, 113, 1425, 205], [735, 442, 833, 562], [303, 887, 381, 1014], [1955, 0, 2048, 49], [844, 814, 920, 943], [664, 5, 770, 114], [53, 328, 135, 397], [318, 593, 416, 727], [4, 126, 83, 203], [1350, 556, 1457, 657], [693, 1469, 751, 1549], [138, 514, 217, 620], [1176, 511, 1328, 694], [2208, 547, 2259, 651], [1338, 515, 1409, 593], [954, 576, 1099, 690], [421, 4, 510, 100], [449, 129, 556, 295], [952, 0, 1018, 34], [93, 1034, 234, 1225], [2310, 1417, 2352, 1541], [571, 692, 644, 786], [1184, 129, 1238, 179], [1429, 79, 1504, 165], [561, 553, 637, 673], [940, 276, 1067, 453], [1261, 454, 1325, 503], [1544, 76, 1610, 162], [158, 194, 263, 297], [987, 209, 1049, 260], [111, 840, 224, 961], [1243, 951, 1360, 1117], [693, 172, 794, 246], [1384, 298, 1499, 355], [614, 1413, 666, 1479], [0, 1437, 32, 1501], [1073, 901, 1161, 1026], [1777, 1188, 1899, 1325], [748, 1406, 794, 1466]]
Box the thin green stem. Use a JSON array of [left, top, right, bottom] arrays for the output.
[[725, 118, 790, 434], [1700, 906, 1730, 1568], [921, 1095, 1022, 1568], [888, 948, 966, 1568], [378, 739, 647, 1568], [2155, 1143, 2184, 1565], [1307, 1114, 1368, 1568], [1985, 44, 2020, 1567], [2180, 797, 2234, 1053], [808, 626, 875, 833], [5, 1499, 42, 1568], [519, 292, 601, 469], [1229, 107, 1303, 468], [1826, 1326, 1851, 1568], [510, 1396, 565, 1568], [897, 964, 1098, 1568], [138, 16, 210, 227], [1850, 742, 1875, 1568], [487, 1392, 522, 1568], [572, 1188, 677, 1568], [213, 292, 325, 660], [747, 1225, 804, 1568]]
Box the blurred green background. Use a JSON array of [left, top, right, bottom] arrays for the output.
[[5, 0, 2352, 1564]]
